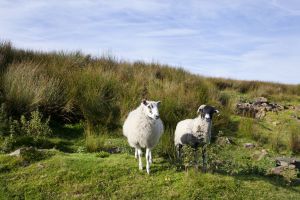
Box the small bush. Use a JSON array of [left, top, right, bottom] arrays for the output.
[[182, 145, 196, 172], [96, 151, 110, 158], [281, 168, 299, 184], [85, 135, 104, 152], [1, 134, 16, 153], [20, 110, 52, 140], [0, 154, 24, 173], [208, 145, 271, 176], [20, 147, 51, 163], [85, 134, 106, 153], [77, 146, 87, 153], [0, 110, 52, 152]]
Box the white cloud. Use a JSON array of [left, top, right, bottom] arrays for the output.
[[272, 0, 300, 15]]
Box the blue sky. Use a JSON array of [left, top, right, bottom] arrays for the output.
[[1, 0, 300, 84]]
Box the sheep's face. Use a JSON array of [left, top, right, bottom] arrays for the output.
[[142, 99, 161, 120], [197, 105, 219, 122]]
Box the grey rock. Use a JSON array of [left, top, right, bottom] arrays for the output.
[[254, 97, 268, 104], [270, 166, 286, 175], [9, 149, 21, 156], [244, 143, 255, 148], [289, 164, 296, 170], [216, 136, 232, 146], [275, 157, 300, 169]]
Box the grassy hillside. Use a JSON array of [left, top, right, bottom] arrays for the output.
[[0, 41, 300, 199]]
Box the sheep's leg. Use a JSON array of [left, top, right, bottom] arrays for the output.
[[176, 144, 182, 160], [134, 148, 138, 159], [176, 144, 183, 170], [149, 149, 152, 164], [202, 145, 207, 173], [194, 148, 199, 171], [146, 148, 151, 174], [137, 148, 143, 170]]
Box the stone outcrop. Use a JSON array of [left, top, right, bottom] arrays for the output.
[[236, 97, 285, 119], [275, 157, 300, 170], [269, 157, 300, 182]]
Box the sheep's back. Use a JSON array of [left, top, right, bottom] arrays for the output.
[[174, 119, 194, 145], [123, 109, 140, 138]]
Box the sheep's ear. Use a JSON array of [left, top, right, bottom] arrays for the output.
[[197, 107, 203, 114], [142, 99, 148, 106], [214, 109, 220, 116], [157, 101, 161, 107], [197, 105, 206, 114]]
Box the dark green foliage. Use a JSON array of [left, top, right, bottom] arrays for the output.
[[1, 134, 16, 153], [0, 41, 14, 70], [96, 151, 110, 158], [182, 145, 196, 171], [155, 128, 176, 161], [207, 144, 272, 176], [20, 110, 52, 140], [76, 68, 120, 129], [0, 110, 52, 152], [18, 147, 53, 163], [0, 104, 8, 136], [85, 134, 106, 153], [0, 148, 54, 173]]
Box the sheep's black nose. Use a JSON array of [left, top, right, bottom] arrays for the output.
[[155, 115, 160, 119]]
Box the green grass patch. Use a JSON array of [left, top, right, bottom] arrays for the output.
[[0, 152, 299, 199]]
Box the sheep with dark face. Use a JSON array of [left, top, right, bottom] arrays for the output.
[[123, 99, 164, 174], [174, 105, 219, 171]]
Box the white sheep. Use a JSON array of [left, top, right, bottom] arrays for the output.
[[123, 99, 164, 174], [174, 105, 219, 172]]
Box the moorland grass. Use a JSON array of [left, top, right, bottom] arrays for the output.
[[0, 150, 299, 200]]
